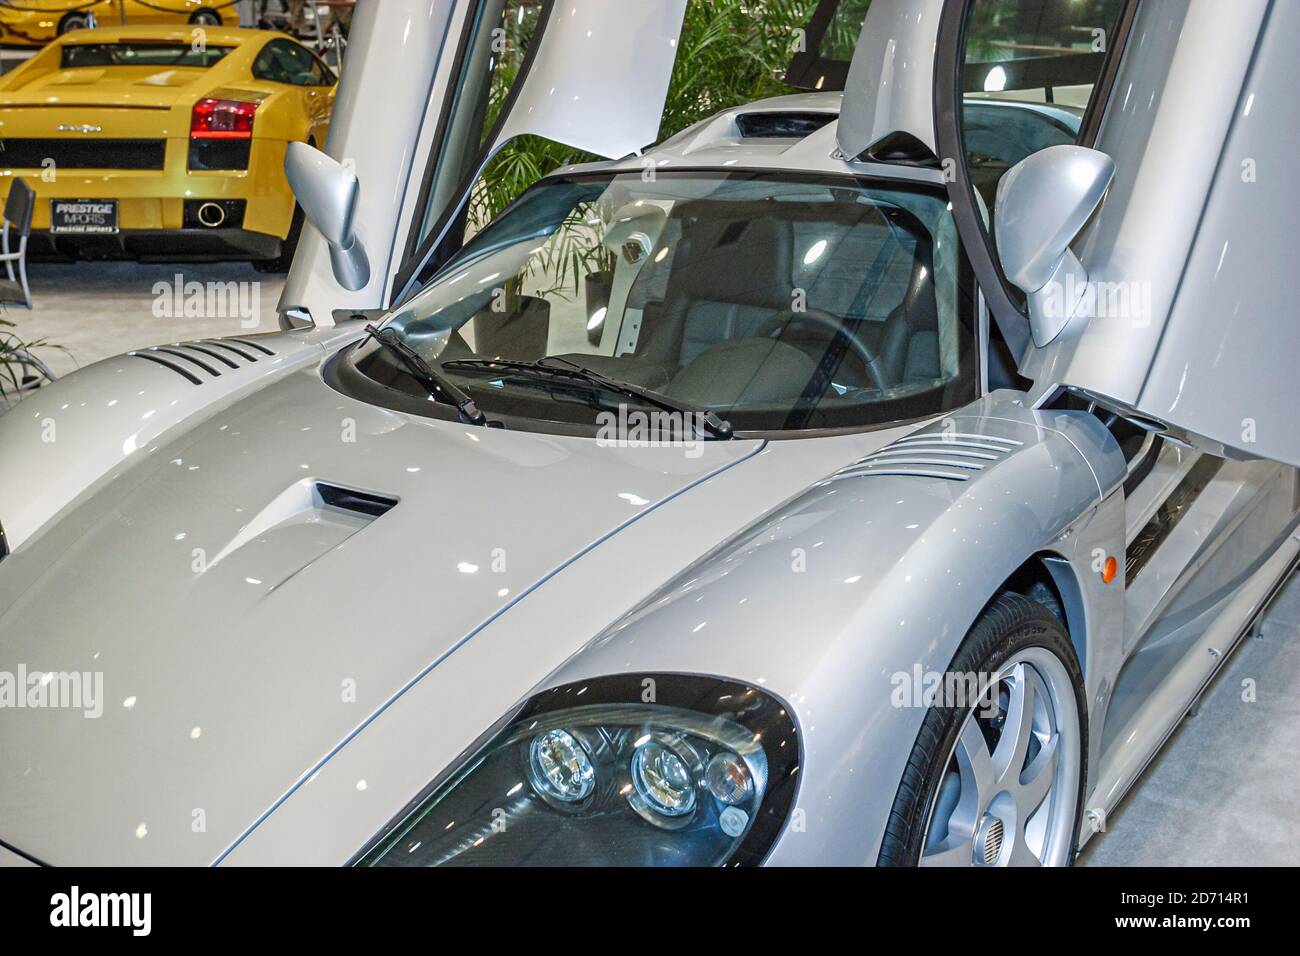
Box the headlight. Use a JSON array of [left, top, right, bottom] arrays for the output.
[[356, 674, 800, 867]]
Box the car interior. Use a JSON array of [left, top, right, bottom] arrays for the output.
[[420, 184, 973, 429]]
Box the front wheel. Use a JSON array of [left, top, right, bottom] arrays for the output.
[[189, 9, 223, 26], [878, 593, 1087, 866]]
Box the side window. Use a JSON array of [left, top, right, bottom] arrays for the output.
[[407, 1, 546, 255], [285, 43, 334, 86], [396, 0, 826, 297], [253, 40, 331, 87], [959, 0, 1128, 212], [934, 0, 1135, 348], [786, 0, 875, 91], [295, 46, 335, 86], [252, 41, 293, 84]]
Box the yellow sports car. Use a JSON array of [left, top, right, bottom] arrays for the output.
[[0, 1, 234, 47], [0, 24, 334, 269]]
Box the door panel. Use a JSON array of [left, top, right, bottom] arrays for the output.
[[1069, 0, 1297, 467], [123, 0, 181, 26], [493, 0, 686, 160], [405, 1, 549, 263], [928, 0, 1134, 358], [934, 0, 1298, 466], [836, 0, 942, 162], [392, 0, 687, 300]]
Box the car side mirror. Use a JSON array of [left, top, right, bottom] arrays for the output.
[[284, 141, 370, 291], [994, 145, 1115, 346]]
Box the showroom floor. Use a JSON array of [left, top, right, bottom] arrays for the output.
[[4, 260, 1298, 866], [6, 262, 284, 379], [1079, 576, 1300, 866]]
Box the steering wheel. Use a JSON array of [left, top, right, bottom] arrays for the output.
[[756, 307, 887, 392]]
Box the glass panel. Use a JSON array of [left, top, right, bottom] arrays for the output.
[[816, 0, 873, 61], [783, 0, 871, 91], [473, 0, 823, 235], [252, 42, 295, 84], [371, 171, 977, 433], [413, 0, 545, 246], [414, 0, 825, 289], [62, 43, 234, 69], [960, 0, 1126, 211]]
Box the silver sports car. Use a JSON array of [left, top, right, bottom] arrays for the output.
[[0, 0, 1296, 866]]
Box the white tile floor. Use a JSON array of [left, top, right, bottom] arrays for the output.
[[5, 259, 1298, 866], [1080, 574, 1300, 866], [4, 261, 284, 379]]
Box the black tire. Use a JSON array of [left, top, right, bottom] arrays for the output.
[[877, 592, 1088, 866], [189, 9, 223, 26], [254, 203, 304, 274], [58, 13, 93, 34]]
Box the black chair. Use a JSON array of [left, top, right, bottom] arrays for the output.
[[0, 177, 35, 309]]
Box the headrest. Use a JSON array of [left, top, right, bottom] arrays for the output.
[[664, 207, 794, 309]]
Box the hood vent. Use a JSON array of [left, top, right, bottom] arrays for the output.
[[203, 479, 398, 583], [130, 336, 275, 385], [832, 432, 1023, 483], [735, 111, 835, 139]]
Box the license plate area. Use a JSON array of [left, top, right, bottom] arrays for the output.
[[50, 199, 118, 234]]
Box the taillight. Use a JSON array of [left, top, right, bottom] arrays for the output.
[[190, 98, 258, 139]]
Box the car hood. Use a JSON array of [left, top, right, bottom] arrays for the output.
[[0, 365, 762, 864]]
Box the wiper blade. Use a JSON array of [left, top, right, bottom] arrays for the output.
[[442, 357, 733, 440], [363, 325, 487, 426]]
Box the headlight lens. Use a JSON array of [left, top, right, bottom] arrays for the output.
[[630, 735, 697, 823], [528, 728, 596, 807], [357, 674, 800, 867], [705, 752, 754, 806]]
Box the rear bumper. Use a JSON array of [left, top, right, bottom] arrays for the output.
[[28, 227, 281, 262], [0, 137, 294, 259]]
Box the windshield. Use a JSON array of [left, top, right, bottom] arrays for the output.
[[61, 44, 235, 69], [360, 170, 977, 434]]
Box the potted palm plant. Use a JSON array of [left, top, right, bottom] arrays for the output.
[[0, 318, 59, 412]]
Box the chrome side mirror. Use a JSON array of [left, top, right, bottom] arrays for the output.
[[284, 142, 370, 291], [995, 145, 1115, 346]]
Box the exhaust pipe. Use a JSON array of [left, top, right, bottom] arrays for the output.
[[196, 202, 226, 228]]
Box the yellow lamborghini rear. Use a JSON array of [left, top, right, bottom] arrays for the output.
[[0, 24, 334, 268]]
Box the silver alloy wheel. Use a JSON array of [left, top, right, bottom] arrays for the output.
[[919, 646, 1081, 866]]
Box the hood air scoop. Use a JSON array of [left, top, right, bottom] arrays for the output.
[[203, 480, 397, 592]]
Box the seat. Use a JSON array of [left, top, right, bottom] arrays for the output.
[[470, 295, 550, 360], [875, 257, 941, 386], [0, 178, 35, 309], [635, 213, 796, 367]]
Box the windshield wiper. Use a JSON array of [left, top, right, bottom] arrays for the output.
[[363, 325, 487, 426], [441, 356, 733, 440]]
